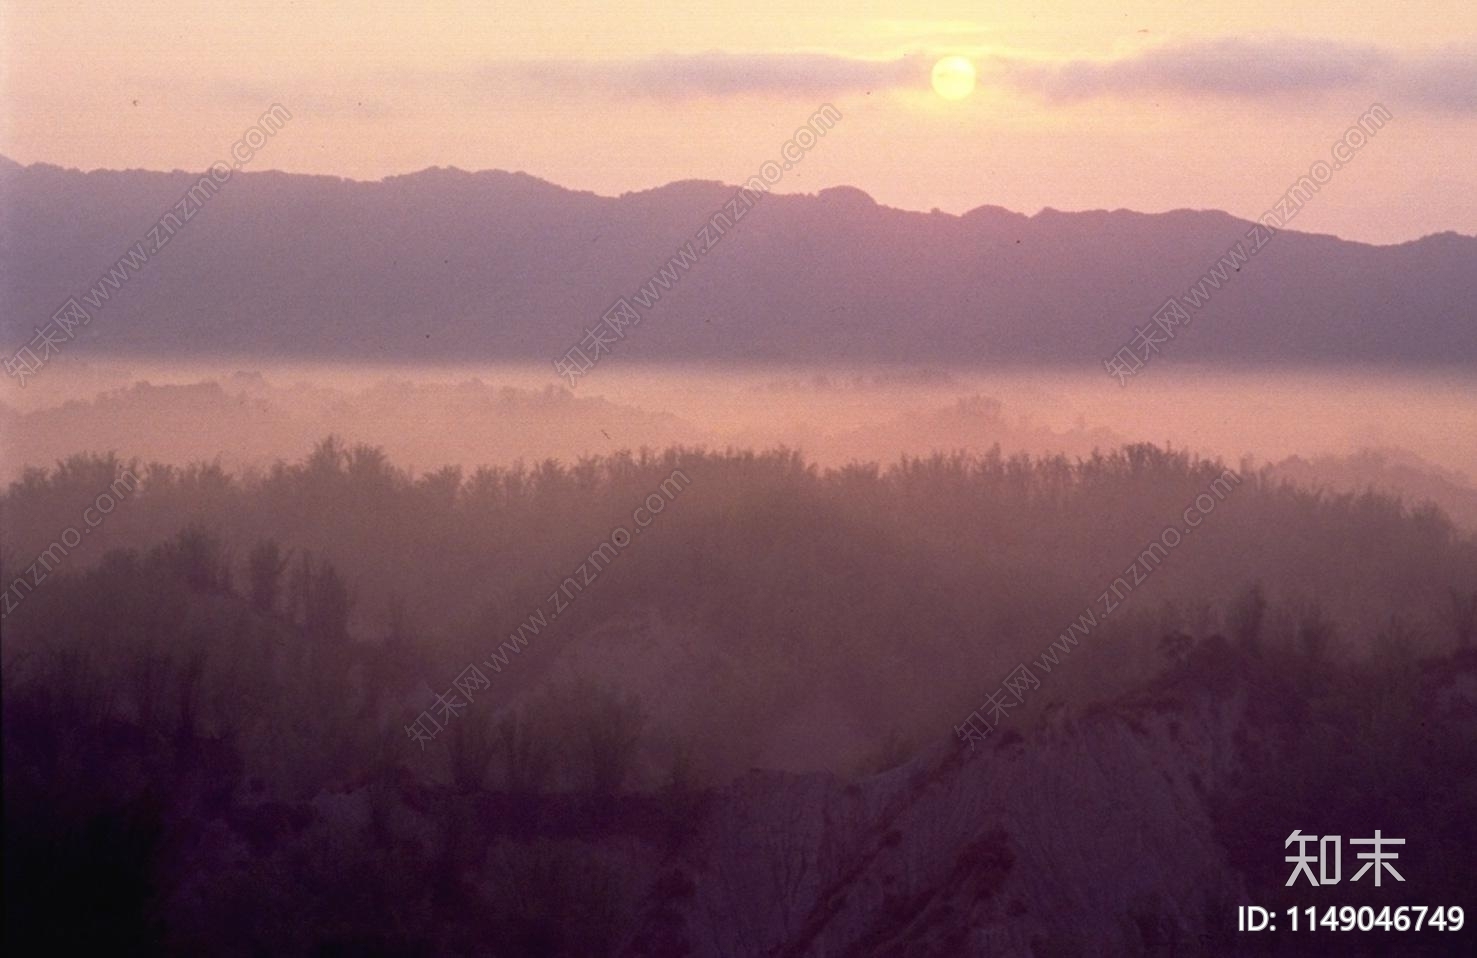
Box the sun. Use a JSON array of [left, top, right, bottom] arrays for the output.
[[930, 56, 976, 101]]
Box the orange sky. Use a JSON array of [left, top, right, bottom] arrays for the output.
[[3, 0, 1474, 243]]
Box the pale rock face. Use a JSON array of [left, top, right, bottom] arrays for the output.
[[618, 691, 1250, 956]]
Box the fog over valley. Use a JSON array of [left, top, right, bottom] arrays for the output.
[[6, 362, 1474, 528]]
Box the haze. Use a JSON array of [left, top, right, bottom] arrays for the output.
[[4, 2, 1477, 955]]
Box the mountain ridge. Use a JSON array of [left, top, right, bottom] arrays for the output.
[[7, 156, 1473, 246], [3, 157, 1474, 365]]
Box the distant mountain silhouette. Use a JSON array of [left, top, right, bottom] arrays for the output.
[[3, 157, 1473, 364]]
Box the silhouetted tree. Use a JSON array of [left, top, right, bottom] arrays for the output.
[[1448, 587, 1477, 648], [571, 682, 647, 793], [151, 525, 231, 593], [246, 539, 292, 613], [305, 559, 352, 644], [1158, 630, 1194, 667], [1298, 604, 1336, 664], [288, 551, 352, 643], [497, 708, 553, 795], [1229, 582, 1267, 653], [448, 713, 496, 791]]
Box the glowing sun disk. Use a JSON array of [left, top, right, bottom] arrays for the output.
[[931, 56, 976, 101]]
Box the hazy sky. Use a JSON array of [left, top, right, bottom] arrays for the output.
[[3, 1, 1474, 243]]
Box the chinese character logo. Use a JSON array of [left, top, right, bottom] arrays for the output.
[[1285, 830, 1404, 887]]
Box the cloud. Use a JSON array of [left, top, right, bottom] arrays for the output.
[[1392, 47, 1477, 113], [478, 51, 926, 99], [189, 41, 1469, 117], [469, 40, 1474, 115], [994, 38, 1477, 113]]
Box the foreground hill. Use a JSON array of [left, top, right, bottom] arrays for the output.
[[9, 568, 1475, 954]]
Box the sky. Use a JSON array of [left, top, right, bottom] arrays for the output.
[[2, 0, 1474, 244]]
